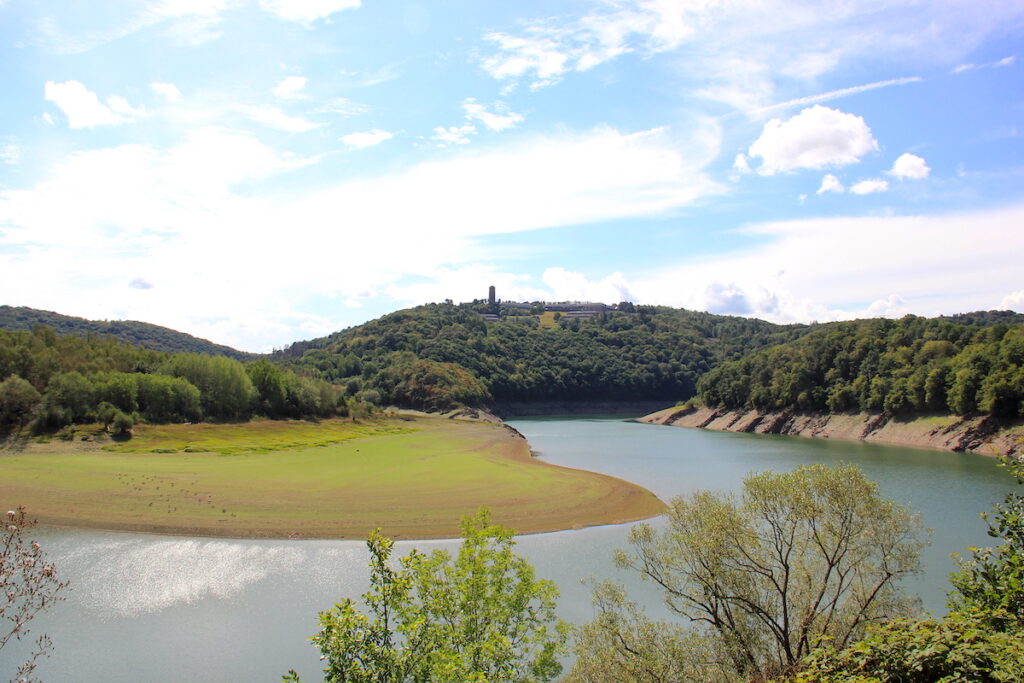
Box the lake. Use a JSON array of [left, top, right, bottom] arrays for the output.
[[6, 417, 1016, 682]]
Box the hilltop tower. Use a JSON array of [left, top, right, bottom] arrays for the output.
[[488, 285, 496, 305]]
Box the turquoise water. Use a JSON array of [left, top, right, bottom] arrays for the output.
[[6, 417, 1015, 682]]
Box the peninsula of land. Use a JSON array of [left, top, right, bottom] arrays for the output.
[[0, 414, 665, 540]]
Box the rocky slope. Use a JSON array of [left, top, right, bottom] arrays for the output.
[[638, 406, 1024, 458]]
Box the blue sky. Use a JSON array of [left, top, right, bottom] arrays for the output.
[[1, 0, 1022, 352]]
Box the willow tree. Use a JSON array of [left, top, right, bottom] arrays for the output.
[[572, 464, 925, 681]]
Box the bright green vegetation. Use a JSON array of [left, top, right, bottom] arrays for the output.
[[276, 301, 812, 407], [0, 305, 252, 359], [5, 305, 1022, 438], [286, 510, 567, 682], [0, 416, 664, 538], [698, 315, 1024, 418], [0, 326, 358, 434], [100, 418, 412, 455]]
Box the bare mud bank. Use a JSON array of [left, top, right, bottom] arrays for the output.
[[638, 406, 1024, 458]]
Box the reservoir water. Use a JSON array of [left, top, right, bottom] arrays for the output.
[[7, 417, 1016, 682]]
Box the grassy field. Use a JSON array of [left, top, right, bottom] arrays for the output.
[[0, 416, 664, 539]]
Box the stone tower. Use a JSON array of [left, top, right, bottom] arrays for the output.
[[488, 285, 496, 305]]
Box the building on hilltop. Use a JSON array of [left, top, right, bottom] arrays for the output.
[[478, 287, 617, 323]]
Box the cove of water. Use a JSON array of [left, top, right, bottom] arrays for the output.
[[5, 417, 1015, 682]]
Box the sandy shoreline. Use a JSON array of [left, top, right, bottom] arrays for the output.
[[638, 405, 1024, 458]]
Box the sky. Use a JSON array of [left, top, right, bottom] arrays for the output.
[[1, 0, 1022, 352]]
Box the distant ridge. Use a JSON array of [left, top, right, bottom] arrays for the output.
[[0, 305, 253, 359]]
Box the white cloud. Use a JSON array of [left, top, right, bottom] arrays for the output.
[[237, 104, 321, 132], [477, 1, 1024, 105], [817, 174, 844, 194], [733, 153, 751, 174], [849, 178, 889, 194], [541, 268, 634, 304], [996, 56, 1016, 67], [259, 0, 361, 23], [150, 82, 181, 102], [0, 124, 721, 351], [748, 105, 878, 174], [44, 80, 141, 128], [888, 153, 930, 180], [272, 76, 307, 99], [432, 125, 476, 146], [626, 205, 1024, 323], [867, 294, 908, 317], [107, 95, 146, 117], [1000, 290, 1024, 312], [461, 99, 524, 132], [341, 129, 393, 149]]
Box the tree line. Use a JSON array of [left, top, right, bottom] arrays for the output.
[[698, 315, 1024, 418], [0, 325, 359, 434], [275, 301, 812, 407], [0, 305, 253, 359]]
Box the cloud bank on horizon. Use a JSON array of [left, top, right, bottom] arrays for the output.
[[0, 0, 1022, 351]]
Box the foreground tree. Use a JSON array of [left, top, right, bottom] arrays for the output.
[[285, 509, 567, 682], [566, 581, 730, 683], [791, 457, 1024, 681], [571, 464, 925, 681], [2, 507, 69, 682]]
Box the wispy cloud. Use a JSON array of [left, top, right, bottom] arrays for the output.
[[461, 98, 524, 132], [236, 104, 321, 132], [431, 125, 476, 146], [272, 76, 307, 99], [752, 77, 923, 115], [952, 55, 1015, 74], [258, 0, 361, 24]]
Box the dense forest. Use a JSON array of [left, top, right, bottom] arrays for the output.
[[0, 306, 253, 360], [0, 326, 353, 434], [4, 304, 1023, 435], [698, 314, 1024, 417], [274, 302, 811, 408]]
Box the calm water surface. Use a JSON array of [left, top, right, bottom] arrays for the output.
[[8, 417, 1016, 682]]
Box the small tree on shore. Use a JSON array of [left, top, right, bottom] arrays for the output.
[[285, 509, 567, 682], [2, 507, 69, 682]]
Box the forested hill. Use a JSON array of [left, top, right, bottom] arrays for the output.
[[273, 302, 812, 408], [0, 306, 252, 360], [697, 314, 1024, 418]]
